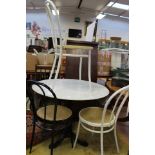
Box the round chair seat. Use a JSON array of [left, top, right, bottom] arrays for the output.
[[37, 105, 72, 121], [79, 107, 115, 127]]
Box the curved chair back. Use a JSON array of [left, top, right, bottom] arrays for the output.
[[45, 0, 64, 79], [101, 85, 129, 126], [45, 0, 63, 53], [26, 80, 58, 122]]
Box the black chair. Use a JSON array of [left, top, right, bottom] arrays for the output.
[[27, 45, 44, 53], [27, 80, 73, 155]]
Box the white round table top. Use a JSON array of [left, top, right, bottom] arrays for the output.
[[32, 79, 109, 101]]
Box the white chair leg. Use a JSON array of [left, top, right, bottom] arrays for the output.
[[73, 121, 81, 149], [114, 126, 120, 153], [126, 101, 129, 117], [79, 57, 82, 80], [49, 54, 57, 79], [100, 132, 104, 155], [88, 50, 91, 83], [55, 54, 62, 79]]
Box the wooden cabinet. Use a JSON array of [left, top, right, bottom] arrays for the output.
[[65, 40, 98, 82]]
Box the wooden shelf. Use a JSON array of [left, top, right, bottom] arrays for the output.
[[99, 39, 129, 44]]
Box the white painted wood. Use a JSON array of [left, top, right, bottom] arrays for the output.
[[102, 48, 129, 53], [88, 50, 91, 83], [79, 57, 82, 80], [73, 85, 129, 155], [55, 53, 89, 58], [49, 54, 58, 79], [73, 121, 81, 149], [45, 0, 63, 79], [114, 125, 120, 153], [32, 79, 109, 101], [45, 0, 92, 80]]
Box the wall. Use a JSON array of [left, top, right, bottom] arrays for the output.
[[97, 16, 129, 41], [26, 10, 129, 41], [26, 10, 86, 40]]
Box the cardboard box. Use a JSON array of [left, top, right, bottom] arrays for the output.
[[26, 53, 38, 71], [37, 53, 54, 65]]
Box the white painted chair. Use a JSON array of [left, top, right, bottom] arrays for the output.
[[73, 85, 129, 155], [45, 0, 92, 82]]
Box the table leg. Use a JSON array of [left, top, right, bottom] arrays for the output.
[[118, 114, 129, 122]]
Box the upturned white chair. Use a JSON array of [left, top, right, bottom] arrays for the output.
[[45, 0, 92, 81], [73, 85, 129, 155]]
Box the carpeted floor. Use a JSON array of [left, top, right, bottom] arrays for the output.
[[26, 122, 128, 155]]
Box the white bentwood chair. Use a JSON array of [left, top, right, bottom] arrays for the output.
[[45, 0, 92, 81], [73, 85, 129, 155]]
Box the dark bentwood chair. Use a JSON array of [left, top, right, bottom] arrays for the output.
[[27, 80, 73, 155]]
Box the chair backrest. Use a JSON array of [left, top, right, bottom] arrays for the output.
[[27, 45, 43, 53], [101, 85, 129, 125], [45, 0, 63, 53], [26, 80, 58, 122]]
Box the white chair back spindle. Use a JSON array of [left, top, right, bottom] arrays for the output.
[[101, 85, 129, 126], [45, 0, 92, 81], [45, 0, 63, 79], [74, 85, 129, 155]]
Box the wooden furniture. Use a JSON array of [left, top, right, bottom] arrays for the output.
[[106, 80, 129, 122], [66, 40, 98, 82], [97, 48, 129, 78], [27, 45, 45, 53], [27, 80, 73, 155], [45, 0, 93, 81], [32, 79, 109, 101], [56, 45, 93, 82], [32, 79, 109, 147], [26, 52, 55, 80], [73, 86, 129, 155], [35, 65, 52, 80], [32, 79, 110, 121], [106, 80, 121, 92], [26, 53, 38, 80], [98, 50, 112, 77]]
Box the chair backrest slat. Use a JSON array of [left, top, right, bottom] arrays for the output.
[[115, 91, 129, 122], [101, 85, 129, 126], [45, 3, 57, 49], [27, 80, 58, 122], [45, 0, 63, 51]]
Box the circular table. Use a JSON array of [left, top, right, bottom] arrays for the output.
[[32, 79, 109, 101], [32, 79, 110, 147]]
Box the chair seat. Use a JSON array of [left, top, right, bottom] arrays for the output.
[[57, 45, 93, 50], [37, 105, 72, 121], [79, 107, 115, 127], [55, 52, 89, 58]]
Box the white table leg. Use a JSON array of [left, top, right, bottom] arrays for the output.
[[49, 54, 57, 79], [55, 53, 62, 79], [88, 50, 91, 82], [79, 57, 82, 80]]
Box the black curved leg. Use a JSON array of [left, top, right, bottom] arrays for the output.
[[29, 123, 36, 153], [50, 133, 54, 155], [69, 125, 74, 148]]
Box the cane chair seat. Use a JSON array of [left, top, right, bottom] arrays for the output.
[[37, 105, 72, 121], [73, 85, 129, 155], [80, 107, 115, 127]]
